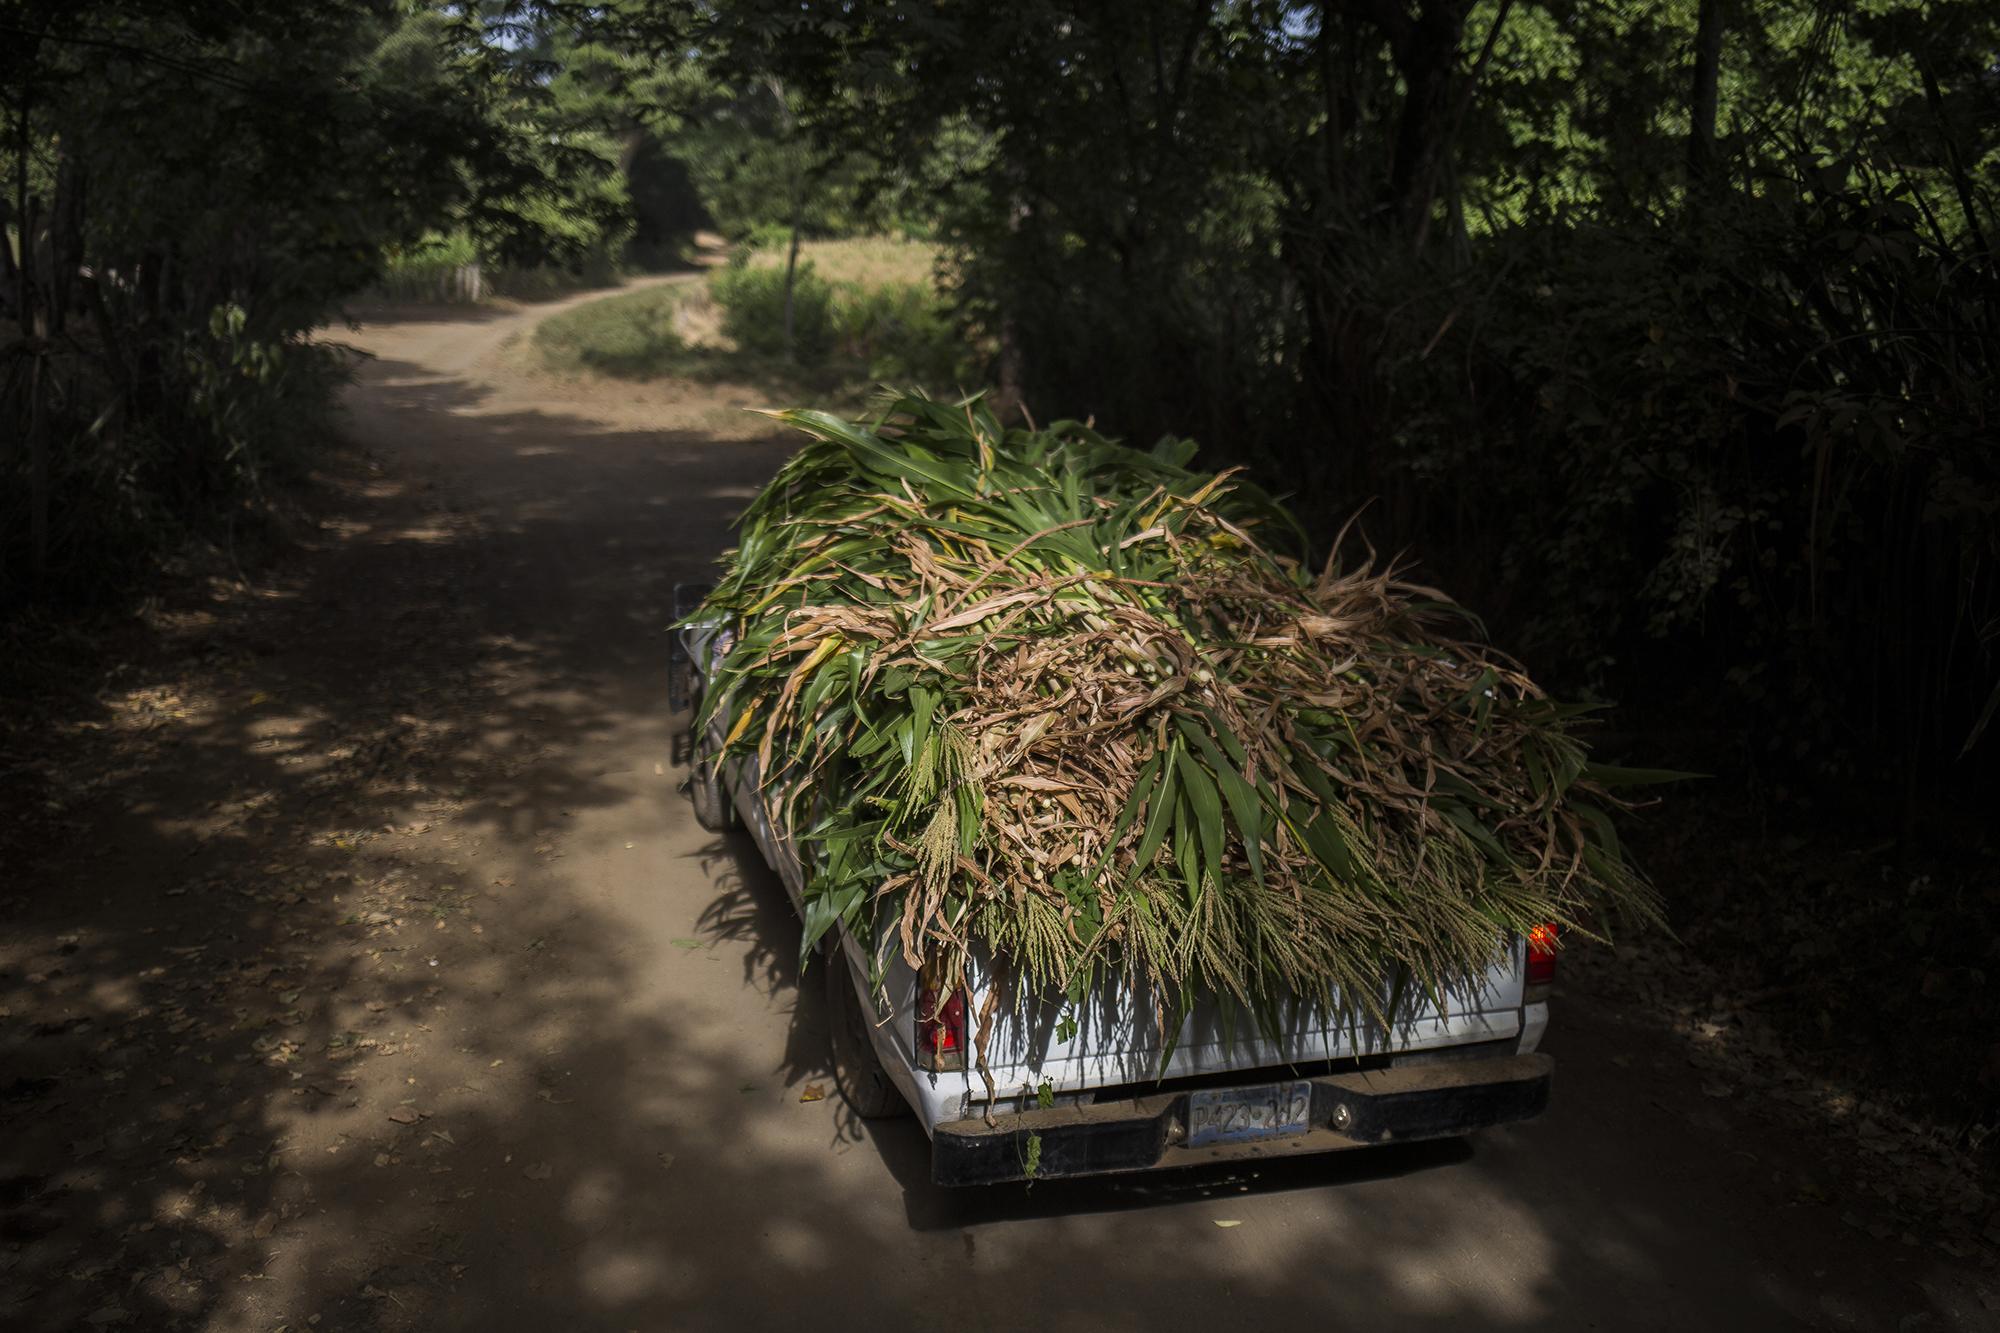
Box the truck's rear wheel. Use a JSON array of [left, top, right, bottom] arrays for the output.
[[686, 696, 739, 833], [825, 957, 909, 1120], [688, 753, 737, 831]]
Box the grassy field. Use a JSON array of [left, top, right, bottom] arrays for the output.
[[741, 235, 941, 288], [529, 235, 979, 406]]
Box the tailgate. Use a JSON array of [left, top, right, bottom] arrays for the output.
[[959, 944, 1525, 1104]]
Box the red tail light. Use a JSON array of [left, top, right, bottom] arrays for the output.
[[916, 956, 966, 1073], [1526, 923, 1558, 987]]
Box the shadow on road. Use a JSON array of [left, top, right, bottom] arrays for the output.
[[334, 301, 522, 329]]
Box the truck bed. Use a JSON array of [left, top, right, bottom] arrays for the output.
[[685, 619, 1553, 1183]]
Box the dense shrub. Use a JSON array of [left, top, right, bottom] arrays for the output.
[[1374, 174, 2000, 778], [709, 261, 838, 362], [705, 258, 968, 386], [373, 232, 483, 303], [1, 305, 345, 601], [372, 231, 630, 305], [742, 220, 799, 252], [2, 2, 630, 608], [833, 281, 964, 384]]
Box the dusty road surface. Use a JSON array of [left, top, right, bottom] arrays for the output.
[[3, 286, 1994, 1333]]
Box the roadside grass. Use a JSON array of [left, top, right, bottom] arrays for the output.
[[532, 284, 688, 378], [529, 236, 984, 408]]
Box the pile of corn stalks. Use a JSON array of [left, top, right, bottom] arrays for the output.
[[693, 393, 1663, 1022]]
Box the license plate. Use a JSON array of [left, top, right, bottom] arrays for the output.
[[1187, 1081, 1314, 1147]]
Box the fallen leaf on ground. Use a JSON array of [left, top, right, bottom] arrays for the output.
[[387, 1106, 424, 1125], [657, 1151, 675, 1170], [800, 1084, 825, 1103], [1213, 1219, 1242, 1229], [523, 1161, 553, 1180]]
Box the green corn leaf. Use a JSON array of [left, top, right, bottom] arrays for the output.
[[1174, 743, 1228, 894], [1178, 719, 1265, 884], [1127, 737, 1181, 882]]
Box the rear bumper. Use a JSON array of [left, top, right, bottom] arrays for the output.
[[931, 1052, 1552, 1186]]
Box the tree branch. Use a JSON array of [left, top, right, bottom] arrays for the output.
[[0, 20, 258, 94]]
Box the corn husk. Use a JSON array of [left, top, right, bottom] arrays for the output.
[[693, 392, 1665, 1026]]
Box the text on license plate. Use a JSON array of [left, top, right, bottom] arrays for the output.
[[1187, 1081, 1314, 1147]]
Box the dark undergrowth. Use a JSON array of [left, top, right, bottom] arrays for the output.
[[1623, 763, 1999, 1185]]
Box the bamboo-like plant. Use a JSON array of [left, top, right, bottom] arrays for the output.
[[693, 392, 1666, 1032]]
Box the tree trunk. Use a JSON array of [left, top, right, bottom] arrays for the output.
[[1433, 0, 1514, 253], [15, 90, 50, 586], [782, 193, 802, 361], [1687, 0, 1724, 187], [990, 191, 1029, 422], [1920, 63, 1995, 273], [11, 79, 30, 331], [28, 336, 47, 586], [1380, 0, 1474, 246], [51, 134, 82, 338]]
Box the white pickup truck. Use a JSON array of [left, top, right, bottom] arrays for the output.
[[680, 617, 1555, 1186]]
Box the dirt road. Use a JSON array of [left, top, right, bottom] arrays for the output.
[[3, 287, 1993, 1332]]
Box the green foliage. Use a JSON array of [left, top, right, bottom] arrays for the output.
[[833, 283, 964, 385], [744, 220, 803, 252], [707, 256, 968, 380], [451, 10, 656, 275], [375, 231, 486, 303], [1398, 170, 1998, 767], [391, 231, 483, 271], [679, 83, 881, 241], [0, 0, 517, 602], [711, 261, 837, 362]]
